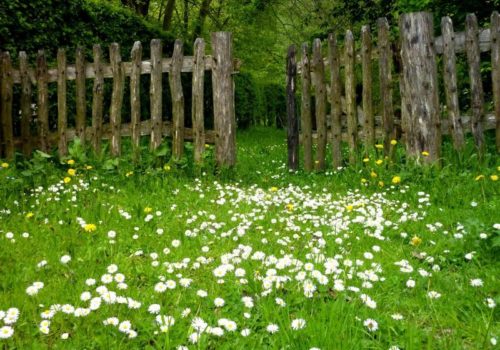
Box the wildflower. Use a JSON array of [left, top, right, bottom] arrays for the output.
[[67, 169, 76, 176], [346, 205, 353, 212], [427, 291, 441, 299], [370, 171, 377, 178], [378, 181, 384, 187], [485, 297, 496, 309], [363, 157, 369, 163], [286, 203, 294, 211], [266, 324, 279, 333], [391, 313, 404, 320], [410, 235, 422, 246], [375, 144, 384, 149], [1, 162, 9, 169], [406, 279, 415, 288], [118, 320, 132, 334], [291, 318, 306, 330], [470, 278, 483, 287], [0, 326, 13, 339], [241, 328, 251, 337], [164, 164, 171, 171], [83, 224, 97, 232], [61, 333, 69, 339], [392, 176, 401, 185], [491, 175, 498, 181], [25, 212, 34, 218], [214, 298, 225, 307], [363, 318, 378, 332], [422, 151, 429, 157], [144, 207, 153, 213], [390, 139, 397, 146], [63, 177, 71, 184], [85, 165, 93, 170], [67, 159, 75, 165], [60, 255, 71, 264], [125, 171, 134, 177], [375, 159, 383, 165], [475, 175, 484, 181]]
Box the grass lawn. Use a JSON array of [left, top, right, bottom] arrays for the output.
[[0, 127, 499, 349]]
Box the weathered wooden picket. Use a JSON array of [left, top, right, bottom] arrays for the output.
[[0, 32, 237, 167], [286, 11, 500, 171]]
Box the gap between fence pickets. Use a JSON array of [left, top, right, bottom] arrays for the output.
[[11, 120, 216, 148], [301, 114, 497, 143], [10, 55, 241, 85], [296, 27, 492, 72]]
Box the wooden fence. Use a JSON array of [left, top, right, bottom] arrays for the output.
[[0, 32, 237, 167], [286, 11, 500, 171]]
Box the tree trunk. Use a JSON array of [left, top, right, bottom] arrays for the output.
[[192, 0, 212, 41], [162, 0, 176, 30]]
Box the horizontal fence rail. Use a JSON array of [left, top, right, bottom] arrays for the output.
[[0, 33, 238, 167], [287, 11, 500, 171]]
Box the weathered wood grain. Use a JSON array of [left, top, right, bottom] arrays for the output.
[[1, 52, 14, 159], [192, 38, 206, 164], [328, 34, 342, 169], [286, 45, 299, 171], [361, 25, 374, 151], [75, 46, 86, 144], [345, 30, 358, 165], [491, 12, 500, 152], [57, 49, 68, 157], [465, 13, 485, 152], [377, 17, 396, 154], [130, 41, 142, 151], [211, 32, 236, 167], [91, 44, 104, 154], [441, 16, 465, 150], [399, 12, 441, 162], [110, 43, 124, 156], [312, 38, 327, 170], [36, 50, 49, 153], [301, 43, 313, 171], [150, 39, 163, 150], [19, 52, 32, 156], [170, 39, 185, 160]]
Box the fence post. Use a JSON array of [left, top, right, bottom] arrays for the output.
[[57, 48, 68, 157], [492, 11, 500, 153], [91, 44, 104, 154], [150, 39, 163, 151], [211, 32, 236, 168], [328, 33, 342, 169], [110, 43, 124, 157], [286, 45, 298, 171], [399, 12, 441, 163], [192, 38, 206, 164], [345, 30, 358, 165], [130, 41, 142, 153], [37, 50, 49, 153], [301, 43, 312, 172], [75, 47, 86, 145], [312, 39, 327, 170], [19, 51, 32, 156], [1, 52, 14, 160], [170, 39, 185, 161], [361, 25, 374, 151]]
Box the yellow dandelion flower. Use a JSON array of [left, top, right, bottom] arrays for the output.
[[126, 171, 134, 177], [1, 162, 9, 169], [83, 223, 97, 232], [346, 205, 353, 212], [63, 177, 71, 184], [375, 144, 384, 150], [315, 160, 320, 164], [497, 166, 500, 172], [375, 159, 383, 165], [270, 187, 278, 192], [491, 175, 499, 181], [475, 175, 485, 181], [67, 168, 76, 176], [421, 151, 430, 157], [392, 176, 401, 184], [164, 164, 171, 172], [378, 181, 384, 187], [286, 203, 294, 211], [361, 178, 367, 183], [390, 139, 397, 146], [370, 171, 377, 178], [67, 159, 75, 165], [85, 165, 93, 170], [410, 235, 422, 246], [205, 144, 210, 148], [25, 212, 34, 219], [363, 157, 369, 163], [144, 207, 153, 213]]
